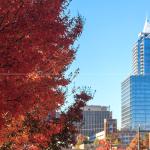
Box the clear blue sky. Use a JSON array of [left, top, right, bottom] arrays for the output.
[[68, 0, 150, 128]]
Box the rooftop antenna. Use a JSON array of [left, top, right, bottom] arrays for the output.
[[143, 13, 150, 33], [145, 12, 149, 22]]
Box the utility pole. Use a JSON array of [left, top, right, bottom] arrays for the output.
[[138, 124, 140, 150], [149, 132, 150, 150]]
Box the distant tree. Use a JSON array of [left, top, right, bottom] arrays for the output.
[[127, 133, 146, 150], [142, 133, 149, 149], [98, 139, 110, 150], [94, 138, 100, 146], [95, 133, 122, 150], [74, 134, 90, 149], [0, 0, 92, 149], [105, 133, 121, 148]]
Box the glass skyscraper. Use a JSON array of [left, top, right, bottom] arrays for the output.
[[121, 18, 150, 130]]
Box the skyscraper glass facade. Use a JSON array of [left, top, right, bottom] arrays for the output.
[[121, 77, 131, 129], [122, 76, 150, 129], [122, 19, 150, 130], [133, 33, 150, 75]]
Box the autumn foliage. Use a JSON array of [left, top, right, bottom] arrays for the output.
[[0, 0, 92, 149], [127, 133, 149, 150], [97, 139, 110, 150]]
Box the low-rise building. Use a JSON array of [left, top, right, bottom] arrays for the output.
[[104, 118, 117, 136]]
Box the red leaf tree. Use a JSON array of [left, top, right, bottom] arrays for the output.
[[0, 0, 92, 149]]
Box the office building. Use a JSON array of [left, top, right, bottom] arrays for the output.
[[77, 105, 116, 137], [104, 118, 117, 135], [121, 18, 150, 130]]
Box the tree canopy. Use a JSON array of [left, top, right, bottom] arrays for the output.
[[0, 0, 92, 149]]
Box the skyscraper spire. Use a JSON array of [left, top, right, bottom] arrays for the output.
[[143, 17, 150, 33]]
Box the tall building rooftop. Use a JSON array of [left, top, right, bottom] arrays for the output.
[[82, 105, 110, 111], [143, 17, 150, 33]]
